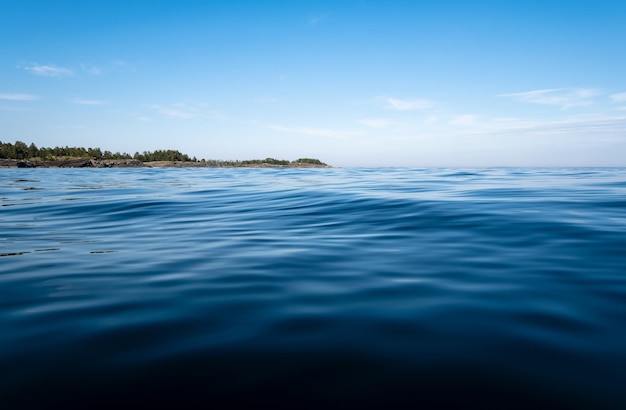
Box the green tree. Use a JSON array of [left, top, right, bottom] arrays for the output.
[[14, 141, 28, 159], [293, 158, 325, 165], [28, 143, 38, 158]]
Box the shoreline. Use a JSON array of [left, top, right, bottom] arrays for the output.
[[0, 159, 332, 169]]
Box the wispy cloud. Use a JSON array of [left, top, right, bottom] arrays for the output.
[[20, 63, 73, 77], [501, 116, 626, 138], [270, 125, 363, 138], [0, 105, 28, 112], [450, 115, 478, 127], [256, 96, 277, 104], [308, 15, 324, 25], [425, 115, 438, 125], [134, 115, 152, 122], [498, 88, 599, 109], [112, 59, 130, 68], [48, 124, 88, 130], [158, 107, 193, 119], [152, 103, 197, 119], [81, 64, 103, 76], [449, 115, 626, 138], [110, 59, 137, 73], [359, 118, 391, 128], [375, 96, 434, 111], [71, 98, 108, 105], [150, 102, 224, 120], [610, 92, 626, 103], [0, 93, 39, 101]]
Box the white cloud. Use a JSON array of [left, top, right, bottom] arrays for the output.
[[492, 117, 520, 122], [110, 59, 137, 72], [81, 65, 103, 76], [370, 96, 434, 111], [20, 63, 73, 77], [256, 97, 277, 104], [130, 113, 152, 122], [457, 115, 626, 137], [498, 88, 599, 109], [610, 92, 626, 103], [308, 15, 324, 25], [71, 98, 108, 105], [47, 124, 88, 130], [0, 93, 39, 101], [450, 115, 478, 126], [112, 59, 129, 67], [150, 102, 224, 120], [0, 105, 28, 111], [425, 115, 438, 125], [518, 116, 626, 137], [359, 118, 391, 128], [158, 107, 193, 119], [152, 103, 197, 119], [270, 125, 363, 138], [382, 96, 434, 111]]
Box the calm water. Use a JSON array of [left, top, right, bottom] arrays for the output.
[[1, 168, 626, 409]]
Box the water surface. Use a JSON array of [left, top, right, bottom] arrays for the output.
[[1, 168, 625, 408]]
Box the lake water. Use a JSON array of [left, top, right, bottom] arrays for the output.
[[1, 168, 626, 409]]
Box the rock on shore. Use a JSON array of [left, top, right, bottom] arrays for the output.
[[0, 158, 332, 168], [0, 159, 145, 168]]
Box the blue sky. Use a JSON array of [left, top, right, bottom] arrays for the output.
[[1, 0, 626, 166]]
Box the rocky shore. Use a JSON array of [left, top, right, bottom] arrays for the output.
[[1, 159, 144, 168], [0, 158, 331, 168]]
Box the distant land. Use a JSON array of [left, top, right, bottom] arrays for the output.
[[0, 140, 330, 168]]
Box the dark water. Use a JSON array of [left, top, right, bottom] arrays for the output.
[[1, 168, 626, 409]]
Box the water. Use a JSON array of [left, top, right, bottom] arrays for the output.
[[1, 168, 625, 409]]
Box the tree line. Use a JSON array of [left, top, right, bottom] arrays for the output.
[[0, 140, 326, 165]]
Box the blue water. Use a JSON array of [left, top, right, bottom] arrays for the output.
[[1, 168, 626, 409]]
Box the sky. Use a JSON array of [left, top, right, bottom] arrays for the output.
[[1, 0, 626, 167]]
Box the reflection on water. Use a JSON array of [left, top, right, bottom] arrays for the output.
[[1, 167, 626, 408]]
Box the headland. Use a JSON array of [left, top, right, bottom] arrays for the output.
[[0, 141, 331, 168]]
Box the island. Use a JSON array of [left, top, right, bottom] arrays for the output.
[[0, 141, 330, 168]]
